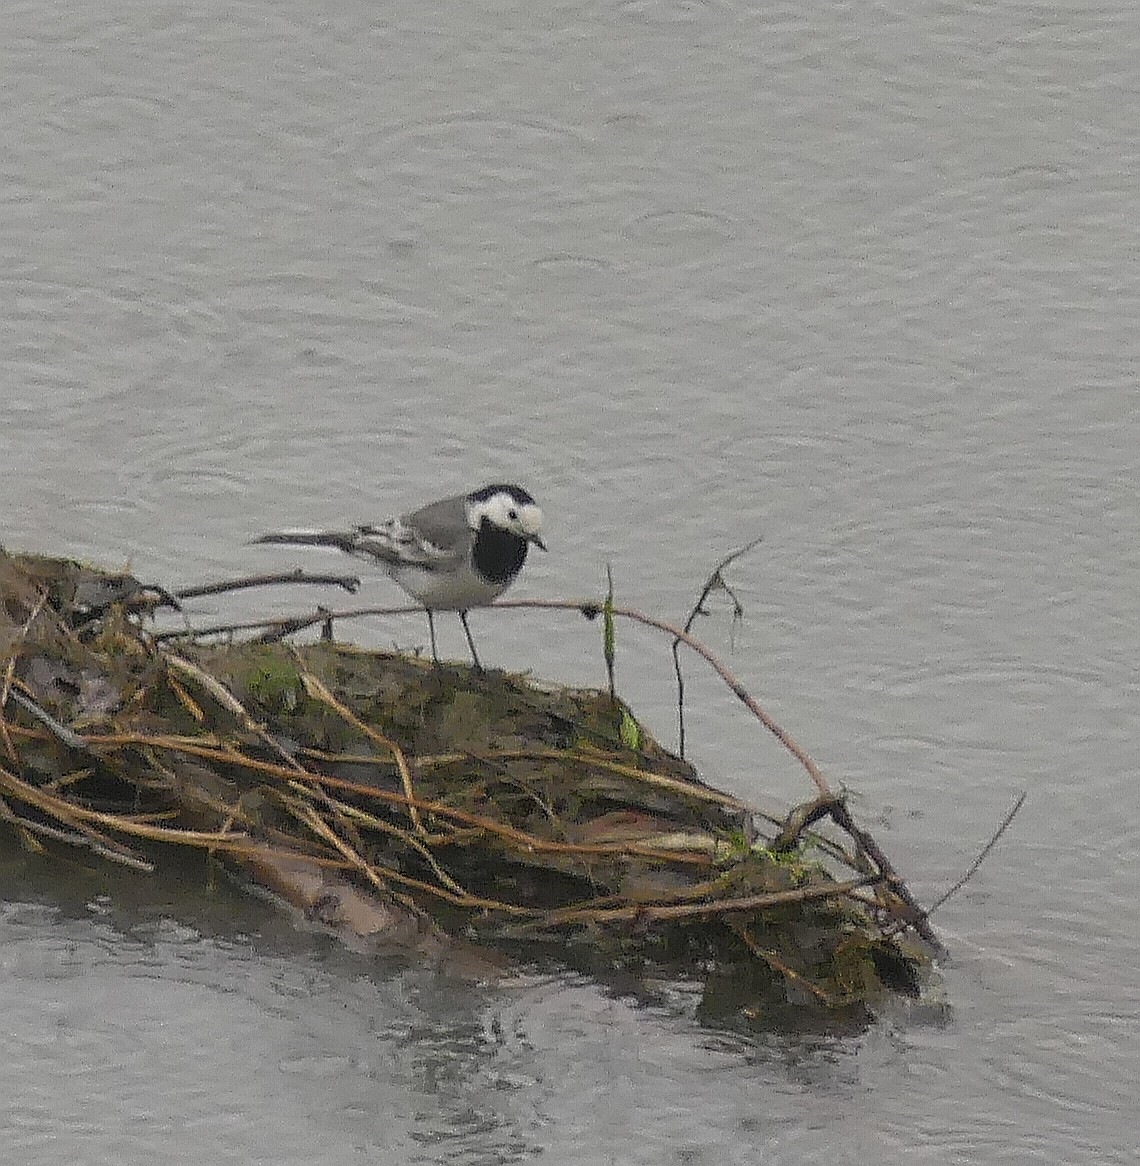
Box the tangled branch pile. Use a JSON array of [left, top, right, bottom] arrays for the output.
[[0, 549, 941, 1031]]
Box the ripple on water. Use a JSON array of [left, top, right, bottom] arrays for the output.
[[521, 253, 622, 304], [354, 111, 589, 192], [612, 0, 734, 29], [527, 254, 616, 276], [623, 208, 739, 251]]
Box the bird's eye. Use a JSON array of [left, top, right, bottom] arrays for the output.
[[508, 509, 518, 521]]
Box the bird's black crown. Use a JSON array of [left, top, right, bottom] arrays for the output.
[[468, 483, 537, 506]]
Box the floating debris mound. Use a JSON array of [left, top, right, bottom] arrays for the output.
[[0, 549, 941, 1031]]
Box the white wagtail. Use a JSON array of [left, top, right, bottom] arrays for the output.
[[254, 483, 546, 670]]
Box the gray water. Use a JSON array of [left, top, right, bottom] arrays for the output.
[[3, 0, 1138, 1161]]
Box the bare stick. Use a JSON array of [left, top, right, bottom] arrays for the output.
[[173, 570, 361, 600], [673, 537, 762, 759], [0, 761, 248, 849], [922, 790, 1028, 921], [165, 653, 310, 776], [825, 798, 941, 948], [151, 603, 422, 643], [6, 685, 90, 752], [603, 564, 617, 704], [0, 795, 156, 871], [738, 926, 832, 1003], [295, 666, 426, 836], [0, 586, 50, 764], [533, 875, 880, 926]]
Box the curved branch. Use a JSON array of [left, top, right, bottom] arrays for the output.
[[155, 594, 830, 797]]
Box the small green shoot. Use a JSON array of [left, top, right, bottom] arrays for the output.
[[619, 708, 642, 751]]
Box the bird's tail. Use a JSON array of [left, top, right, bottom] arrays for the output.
[[251, 529, 359, 553]]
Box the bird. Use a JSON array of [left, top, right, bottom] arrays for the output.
[[253, 483, 546, 671]]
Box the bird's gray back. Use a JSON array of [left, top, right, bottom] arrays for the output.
[[401, 493, 473, 555]]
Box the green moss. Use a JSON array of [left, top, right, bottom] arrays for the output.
[[244, 655, 303, 715]]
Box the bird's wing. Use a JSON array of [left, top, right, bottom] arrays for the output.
[[352, 495, 471, 570]]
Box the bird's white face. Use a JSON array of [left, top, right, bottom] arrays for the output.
[[468, 490, 546, 546]]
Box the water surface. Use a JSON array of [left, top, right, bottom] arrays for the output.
[[2, 0, 1138, 1161]]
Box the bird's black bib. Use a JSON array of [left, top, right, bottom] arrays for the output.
[[472, 519, 529, 586]]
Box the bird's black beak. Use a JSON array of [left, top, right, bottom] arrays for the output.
[[529, 534, 548, 552]]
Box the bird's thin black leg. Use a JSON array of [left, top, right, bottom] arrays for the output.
[[426, 609, 439, 664], [458, 610, 483, 673]]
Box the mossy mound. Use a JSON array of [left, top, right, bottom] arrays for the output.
[[0, 549, 941, 1032]]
